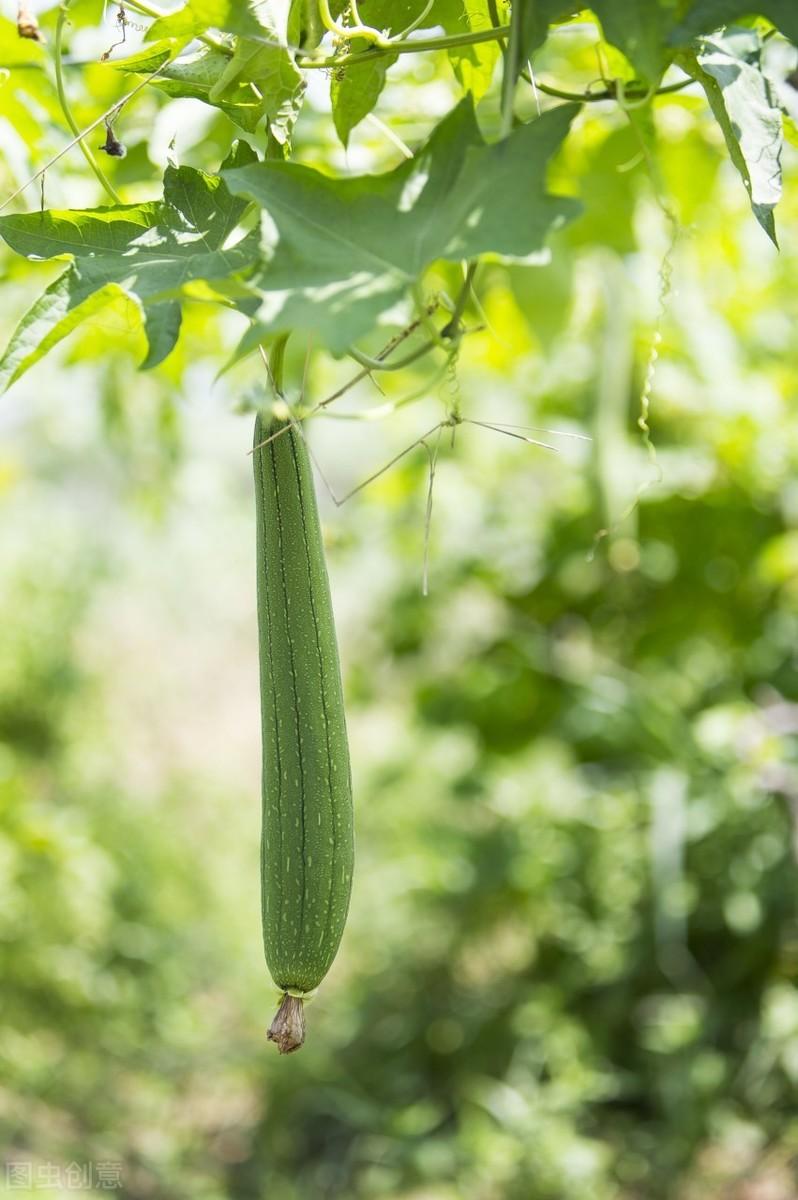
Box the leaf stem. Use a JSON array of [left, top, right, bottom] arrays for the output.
[[395, 0, 436, 39], [55, 4, 122, 204], [118, 0, 164, 14], [316, 302, 440, 411], [298, 21, 692, 110], [347, 340, 435, 372], [524, 72, 692, 103], [317, 0, 390, 47], [442, 261, 478, 339], [298, 23, 511, 68], [413, 283, 450, 348], [118, 0, 165, 17], [499, 0, 522, 137]]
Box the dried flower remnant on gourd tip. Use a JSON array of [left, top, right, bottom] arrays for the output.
[[268, 994, 306, 1054]]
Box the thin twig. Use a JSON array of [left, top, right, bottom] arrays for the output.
[[1, 58, 172, 213], [483, 421, 592, 441], [467, 420, 558, 452], [421, 425, 443, 596], [334, 422, 444, 506], [364, 112, 414, 160], [250, 421, 294, 455], [315, 303, 439, 411]]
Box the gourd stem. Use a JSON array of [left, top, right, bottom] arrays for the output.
[[267, 334, 290, 396]]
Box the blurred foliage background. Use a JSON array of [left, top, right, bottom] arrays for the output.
[[2, 3, 798, 1198]]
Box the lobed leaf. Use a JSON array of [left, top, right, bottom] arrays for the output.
[[678, 28, 783, 244], [521, 2, 581, 60], [0, 145, 261, 393], [222, 98, 581, 353], [331, 47, 396, 147], [438, 0, 510, 100], [145, 0, 266, 42], [589, 0, 671, 82], [672, 1, 798, 46], [114, 7, 304, 141], [327, 0, 422, 145], [139, 48, 274, 134], [208, 37, 305, 145], [0, 14, 67, 157]]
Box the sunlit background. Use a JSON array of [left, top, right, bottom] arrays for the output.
[[2, 3, 798, 1198]]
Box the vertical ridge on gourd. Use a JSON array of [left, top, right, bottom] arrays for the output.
[[253, 411, 354, 1054]]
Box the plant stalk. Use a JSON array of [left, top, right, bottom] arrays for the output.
[[55, 3, 122, 203]]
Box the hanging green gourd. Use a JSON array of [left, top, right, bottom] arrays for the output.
[[252, 379, 354, 1054]]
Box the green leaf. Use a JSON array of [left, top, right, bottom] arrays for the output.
[[437, 0, 509, 99], [208, 37, 305, 144], [0, 275, 127, 396], [355, 0, 434, 31], [145, 0, 266, 41], [563, 122, 651, 253], [521, 2, 581, 60], [589, 0, 671, 82], [141, 301, 184, 370], [0, 15, 66, 157], [328, 2, 422, 144], [287, 0, 312, 48], [678, 28, 783, 244], [109, 40, 182, 74], [507, 253, 574, 348], [116, 13, 304, 141], [208, 1, 304, 142], [331, 47, 395, 146], [0, 145, 260, 393], [117, 45, 275, 134], [222, 99, 580, 353], [672, 1, 798, 46]]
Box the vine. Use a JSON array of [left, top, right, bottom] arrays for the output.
[[0, 0, 792, 424], [54, 2, 121, 202]]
